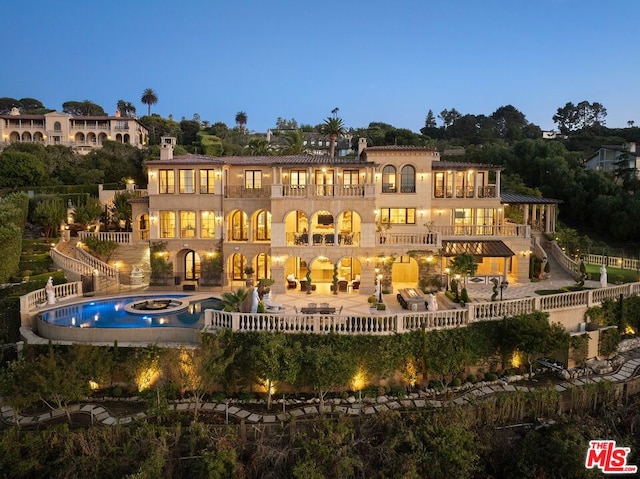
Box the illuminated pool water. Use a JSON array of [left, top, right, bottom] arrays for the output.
[[37, 294, 225, 330]]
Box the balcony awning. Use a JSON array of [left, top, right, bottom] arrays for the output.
[[441, 240, 515, 258]]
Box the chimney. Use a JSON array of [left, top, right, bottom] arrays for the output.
[[114, 109, 121, 118], [629, 142, 636, 153], [358, 137, 367, 157], [160, 136, 176, 161]]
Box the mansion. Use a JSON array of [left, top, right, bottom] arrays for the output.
[[130, 137, 559, 295], [0, 108, 149, 154]]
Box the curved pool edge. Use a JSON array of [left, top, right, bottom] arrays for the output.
[[26, 292, 220, 347], [31, 320, 202, 346]]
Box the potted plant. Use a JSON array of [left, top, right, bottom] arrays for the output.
[[368, 295, 377, 313], [305, 270, 312, 294], [244, 266, 254, 287], [332, 264, 339, 294], [376, 302, 386, 311]]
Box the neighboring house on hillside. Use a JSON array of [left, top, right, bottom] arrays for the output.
[[585, 142, 640, 175], [129, 136, 560, 293], [267, 129, 353, 156], [0, 107, 149, 154]]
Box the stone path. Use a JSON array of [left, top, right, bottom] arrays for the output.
[[3, 354, 639, 427]]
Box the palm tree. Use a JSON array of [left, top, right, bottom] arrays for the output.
[[235, 111, 248, 132], [116, 99, 136, 118], [221, 288, 248, 312], [141, 88, 158, 116], [280, 129, 306, 155], [321, 116, 345, 157], [245, 137, 274, 156]]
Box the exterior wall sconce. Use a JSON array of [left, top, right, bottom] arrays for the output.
[[365, 256, 370, 265], [149, 214, 157, 223], [437, 210, 443, 216], [274, 256, 280, 265], [215, 170, 221, 178], [149, 171, 156, 178], [215, 215, 223, 225], [420, 172, 425, 181]]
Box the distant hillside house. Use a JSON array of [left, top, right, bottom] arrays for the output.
[[0, 107, 149, 154], [267, 129, 353, 156], [585, 142, 639, 175]]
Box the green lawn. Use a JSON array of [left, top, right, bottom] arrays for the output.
[[584, 263, 640, 284]]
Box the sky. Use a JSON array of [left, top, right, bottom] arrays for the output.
[[3, 0, 639, 133]]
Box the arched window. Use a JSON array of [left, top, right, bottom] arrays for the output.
[[400, 165, 416, 193], [231, 211, 248, 241], [255, 210, 271, 240], [255, 253, 270, 280], [185, 251, 200, 280], [53, 121, 62, 131], [382, 165, 396, 193], [232, 253, 246, 280]]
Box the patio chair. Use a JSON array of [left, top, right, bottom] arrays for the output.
[[287, 275, 298, 289], [324, 233, 335, 245], [338, 280, 348, 292], [299, 233, 308, 244], [320, 302, 329, 308], [312, 233, 323, 245]]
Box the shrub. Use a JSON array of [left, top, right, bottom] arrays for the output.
[[376, 302, 386, 311], [451, 378, 462, 387], [485, 372, 498, 381], [466, 374, 477, 384], [461, 287, 470, 303], [367, 295, 377, 304]]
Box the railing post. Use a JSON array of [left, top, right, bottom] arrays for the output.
[[466, 304, 474, 323]]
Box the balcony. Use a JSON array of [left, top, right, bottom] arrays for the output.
[[433, 184, 498, 199], [225, 185, 271, 198], [282, 184, 369, 198], [435, 223, 528, 238], [377, 232, 440, 247], [286, 231, 361, 247]]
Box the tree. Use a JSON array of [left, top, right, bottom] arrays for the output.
[[32, 197, 66, 242], [275, 117, 298, 130], [248, 333, 300, 410], [245, 137, 274, 156], [116, 99, 137, 117], [180, 119, 201, 146], [72, 196, 103, 230], [141, 88, 158, 116], [553, 100, 607, 134], [110, 191, 135, 231], [0, 97, 19, 114], [31, 347, 91, 422], [420, 109, 440, 138], [298, 338, 356, 415], [439, 108, 462, 129], [235, 111, 248, 132], [321, 116, 345, 157], [500, 311, 569, 377], [491, 104, 529, 141], [0, 150, 47, 187], [280, 129, 306, 155], [62, 100, 106, 116], [221, 288, 248, 312], [162, 335, 233, 420], [448, 253, 478, 288]]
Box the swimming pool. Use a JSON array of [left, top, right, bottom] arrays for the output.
[[35, 294, 225, 344]]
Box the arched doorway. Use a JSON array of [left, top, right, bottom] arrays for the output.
[[391, 255, 419, 289], [184, 250, 200, 280]]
